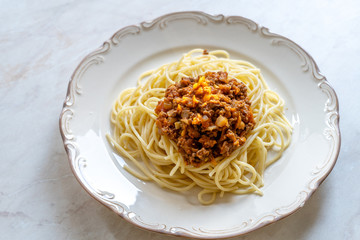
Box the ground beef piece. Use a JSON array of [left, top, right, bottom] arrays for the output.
[[198, 135, 217, 148]]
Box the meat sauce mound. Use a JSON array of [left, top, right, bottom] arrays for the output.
[[155, 71, 255, 167]]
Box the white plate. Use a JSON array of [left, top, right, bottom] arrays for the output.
[[59, 12, 340, 239]]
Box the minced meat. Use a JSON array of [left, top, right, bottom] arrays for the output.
[[155, 71, 255, 167]]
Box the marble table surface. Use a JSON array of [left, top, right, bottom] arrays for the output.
[[1, 0, 359, 239]]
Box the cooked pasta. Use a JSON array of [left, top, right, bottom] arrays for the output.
[[107, 49, 292, 205]]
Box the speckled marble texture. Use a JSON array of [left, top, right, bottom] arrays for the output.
[[0, 0, 359, 239]]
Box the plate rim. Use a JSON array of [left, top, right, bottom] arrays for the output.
[[59, 11, 341, 239]]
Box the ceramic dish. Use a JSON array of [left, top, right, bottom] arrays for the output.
[[59, 12, 340, 239]]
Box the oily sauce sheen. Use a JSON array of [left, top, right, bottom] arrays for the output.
[[155, 71, 255, 167]]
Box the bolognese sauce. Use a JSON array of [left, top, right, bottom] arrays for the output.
[[155, 71, 255, 167]]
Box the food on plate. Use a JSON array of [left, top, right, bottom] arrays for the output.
[[107, 49, 292, 204], [155, 71, 255, 167]]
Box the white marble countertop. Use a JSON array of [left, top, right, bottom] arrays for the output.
[[1, 0, 359, 239]]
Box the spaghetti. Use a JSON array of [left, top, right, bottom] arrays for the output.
[[107, 49, 292, 205]]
